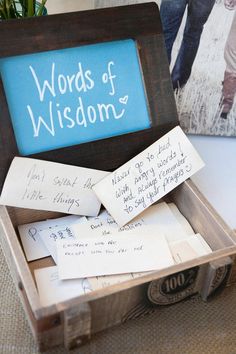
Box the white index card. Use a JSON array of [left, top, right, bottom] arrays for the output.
[[34, 266, 92, 307], [170, 234, 212, 264], [93, 126, 204, 226], [0, 157, 109, 216], [57, 233, 174, 280]]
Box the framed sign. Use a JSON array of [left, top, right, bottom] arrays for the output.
[[0, 3, 178, 189], [1, 39, 151, 156]]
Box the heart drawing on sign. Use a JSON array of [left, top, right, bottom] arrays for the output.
[[119, 95, 129, 105]]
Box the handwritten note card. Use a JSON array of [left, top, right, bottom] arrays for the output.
[[0, 39, 150, 155], [70, 202, 191, 243], [88, 233, 212, 290], [93, 127, 204, 226], [39, 224, 78, 263], [57, 233, 174, 279], [41, 216, 91, 264], [34, 266, 92, 307], [132, 202, 192, 242], [0, 157, 109, 215], [18, 215, 86, 261], [70, 215, 147, 240]]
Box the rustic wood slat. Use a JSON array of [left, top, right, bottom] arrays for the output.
[[170, 179, 236, 250], [0, 206, 42, 315], [64, 302, 91, 350]]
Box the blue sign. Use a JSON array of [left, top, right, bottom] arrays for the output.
[[0, 39, 151, 155]]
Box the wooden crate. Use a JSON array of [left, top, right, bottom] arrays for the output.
[[0, 179, 236, 350], [0, 3, 236, 351]]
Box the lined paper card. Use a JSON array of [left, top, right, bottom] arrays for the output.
[[93, 127, 204, 226], [57, 233, 174, 279], [0, 157, 109, 216]]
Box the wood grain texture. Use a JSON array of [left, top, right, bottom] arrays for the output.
[[0, 206, 41, 313], [64, 303, 91, 349], [0, 3, 178, 190]]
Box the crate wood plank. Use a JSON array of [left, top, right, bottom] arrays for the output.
[[0, 206, 41, 313], [64, 302, 91, 350], [200, 257, 233, 300], [34, 244, 236, 321], [170, 179, 236, 250]]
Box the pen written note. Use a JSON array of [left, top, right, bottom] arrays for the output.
[[93, 127, 205, 226], [57, 233, 174, 279], [0, 157, 109, 216]]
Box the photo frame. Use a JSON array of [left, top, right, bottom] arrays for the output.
[[0, 2, 178, 190]]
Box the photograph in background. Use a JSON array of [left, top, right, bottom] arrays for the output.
[[95, 0, 236, 136], [165, 0, 236, 136]]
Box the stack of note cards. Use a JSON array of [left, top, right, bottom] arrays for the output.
[[10, 127, 208, 306], [18, 201, 212, 307]]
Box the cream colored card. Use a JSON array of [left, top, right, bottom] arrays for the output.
[[18, 215, 86, 261], [0, 157, 109, 216], [168, 203, 194, 236], [70, 202, 194, 289], [34, 266, 92, 307], [170, 233, 212, 264], [70, 213, 147, 239], [71, 202, 191, 242], [57, 233, 174, 279], [133, 202, 192, 242], [39, 217, 86, 263], [88, 233, 212, 290], [190, 234, 212, 254], [93, 126, 204, 226]]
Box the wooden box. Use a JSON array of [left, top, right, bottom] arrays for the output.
[[0, 3, 236, 351]]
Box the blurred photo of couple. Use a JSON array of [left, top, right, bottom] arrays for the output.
[[160, 0, 236, 136], [95, 0, 236, 136]]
